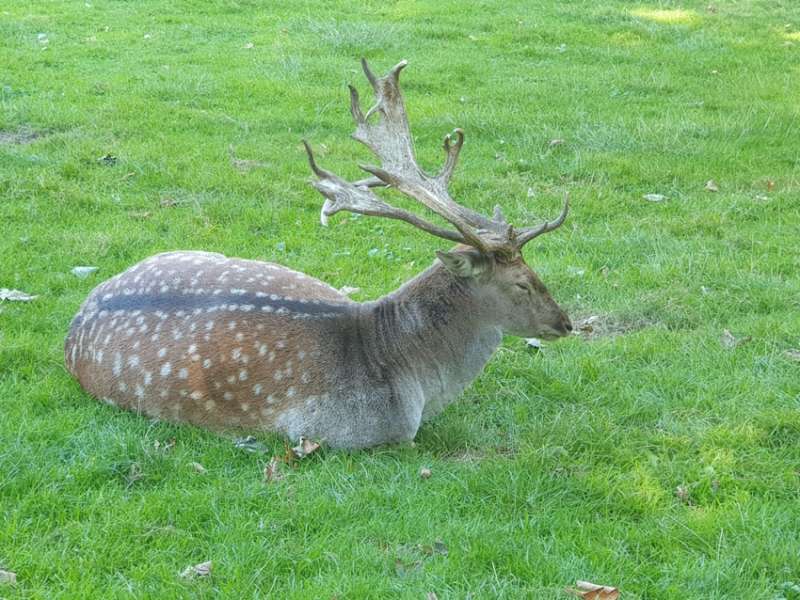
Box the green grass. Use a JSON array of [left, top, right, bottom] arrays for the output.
[[2, 0, 800, 597]]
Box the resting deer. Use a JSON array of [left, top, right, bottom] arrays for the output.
[[65, 59, 572, 449]]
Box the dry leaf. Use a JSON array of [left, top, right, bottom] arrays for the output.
[[548, 139, 565, 148], [339, 286, 361, 296], [420, 468, 432, 479], [71, 266, 99, 279], [643, 193, 667, 202], [433, 539, 448, 556], [705, 180, 719, 192], [128, 211, 151, 219], [233, 435, 268, 453], [578, 316, 598, 333], [97, 154, 117, 165], [784, 349, 800, 363], [675, 485, 691, 504], [0, 569, 17, 584], [154, 438, 176, 452], [187, 462, 205, 473], [0, 288, 39, 301], [290, 437, 321, 459], [426, 593, 438, 600], [566, 581, 620, 600], [720, 329, 752, 348], [766, 181, 774, 190], [263, 456, 282, 482], [180, 560, 212, 579]]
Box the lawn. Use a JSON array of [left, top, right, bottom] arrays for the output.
[[1, 0, 799, 598]]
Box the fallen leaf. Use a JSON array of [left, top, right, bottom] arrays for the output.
[[705, 180, 719, 192], [548, 139, 565, 148], [755, 195, 769, 201], [643, 193, 667, 202], [244, 43, 254, 49], [426, 593, 438, 600], [675, 485, 692, 504], [128, 211, 151, 219], [233, 435, 268, 454], [0, 569, 17, 584], [154, 438, 176, 452], [290, 437, 321, 459], [525, 337, 545, 350], [566, 581, 620, 600], [339, 286, 361, 296], [420, 468, 432, 479], [97, 154, 117, 165], [0, 289, 39, 301], [433, 539, 448, 556], [578, 316, 599, 333], [187, 462, 205, 473], [556, 43, 567, 52], [766, 181, 774, 190], [720, 329, 752, 348], [784, 349, 800, 363], [706, 5, 716, 12], [71, 266, 100, 279], [180, 561, 212, 579], [263, 456, 283, 482]]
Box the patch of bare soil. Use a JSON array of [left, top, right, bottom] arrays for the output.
[[0, 128, 45, 145], [573, 312, 658, 341]]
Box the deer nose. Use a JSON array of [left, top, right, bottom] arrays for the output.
[[562, 318, 573, 334]]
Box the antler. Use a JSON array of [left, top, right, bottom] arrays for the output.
[[304, 58, 567, 256]]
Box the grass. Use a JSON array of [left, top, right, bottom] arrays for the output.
[[2, 0, 800, 597]]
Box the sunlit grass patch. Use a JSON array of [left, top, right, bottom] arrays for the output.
[[631, 8, 702, 26]]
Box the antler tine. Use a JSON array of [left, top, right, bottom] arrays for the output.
[[512, 193, 569, 248], [303, 139, 464, 243]]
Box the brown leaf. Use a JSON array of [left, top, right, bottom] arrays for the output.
[[179, 560, 212, 579], [784, 349, 800, 363], [566, 581, 620, 600], [154, 438, 176, 452], [675, 485, 692, 504], [0, 569, 17, 584], [705, 180, 719, 192], [766, 181, 774, 190], [720, 329, 752, 348], [426, 593, 439, 600], [290, 437, 321, 459], [433, 539, 448, 556], [128, 211, 151, 219], [548, 139, 565, 148], [186, 462, 205, 473], [263, 456, 283, 482], [420, 468, 432, 479]]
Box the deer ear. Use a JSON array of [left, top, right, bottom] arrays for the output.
[[435, 250, 486, 278]]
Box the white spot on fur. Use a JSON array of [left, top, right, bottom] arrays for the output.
[[178, 368, 188, 379], [161, 363, 172, 377]]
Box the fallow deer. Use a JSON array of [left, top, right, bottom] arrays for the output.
[[64, 59, 572, 449]]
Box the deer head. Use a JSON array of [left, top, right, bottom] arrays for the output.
[[304, 58, 572, 340]]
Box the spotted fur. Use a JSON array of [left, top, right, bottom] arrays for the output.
[[65, 248, 571, 448]]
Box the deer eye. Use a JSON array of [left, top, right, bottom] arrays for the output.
[[515, 282, 532, 293]]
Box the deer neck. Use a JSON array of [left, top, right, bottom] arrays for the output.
[[362, 262, 502, 421]]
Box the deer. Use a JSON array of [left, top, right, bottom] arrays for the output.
[[64, 59, 572, 449]]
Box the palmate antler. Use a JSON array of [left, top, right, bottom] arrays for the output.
[[303, 58, 568, 258]]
